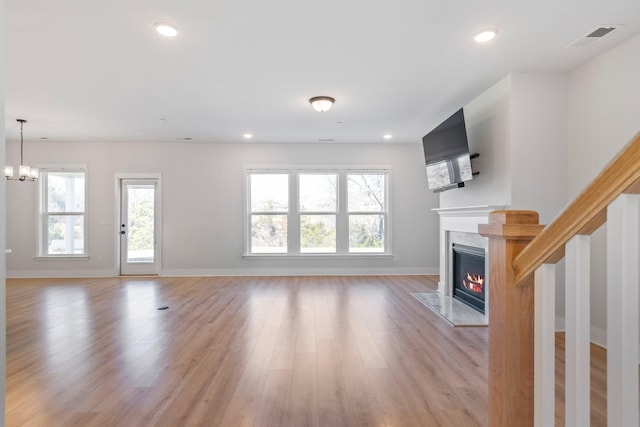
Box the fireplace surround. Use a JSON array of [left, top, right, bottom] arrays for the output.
[[432, 205, 503, 323]]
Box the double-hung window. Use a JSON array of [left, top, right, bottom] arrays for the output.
[[246, 169, 389, 255], [249, 173, 289, 253], [299, 173, 337, 253], [38, 167, 87, 256], [347, 173, 386, 253]]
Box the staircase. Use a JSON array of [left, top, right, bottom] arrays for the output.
[[479, 132, 640, 426]]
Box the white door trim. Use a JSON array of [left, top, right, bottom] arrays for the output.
[[115, 173, 162, 276]]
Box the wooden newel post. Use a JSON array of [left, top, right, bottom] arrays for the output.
[[478, 210, 544, 427]]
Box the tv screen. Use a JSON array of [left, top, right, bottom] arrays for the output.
[[422, 108, 474, 192]]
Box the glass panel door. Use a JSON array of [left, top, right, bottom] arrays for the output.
[[120, 179, 159, 275]]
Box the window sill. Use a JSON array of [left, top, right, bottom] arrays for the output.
[[33, 256, 90, 261], [243, 253, 395, 260]]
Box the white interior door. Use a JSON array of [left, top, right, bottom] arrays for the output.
[[120, 179, 160, 275]]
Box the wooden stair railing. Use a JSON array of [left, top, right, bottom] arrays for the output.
[[479, 132, 640, 427]]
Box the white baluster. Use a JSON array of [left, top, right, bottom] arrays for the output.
[[607, 194, 640, 427], [534, 263, 556, 427], [565, 235, 590, 427]]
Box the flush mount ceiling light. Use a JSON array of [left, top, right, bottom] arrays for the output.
[[243, 133, 253, 139], [473, 27, 499, 43], [154, 22, 180, 37], [383, 134, 393, 140], [5, 119, 38, 182], [309, 96, 335, 112]]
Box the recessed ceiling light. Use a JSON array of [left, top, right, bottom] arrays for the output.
[[154, 22, 179, 37], [473, 27, 499, 43], [243, 133, 253, 139], [383, 134, 393, 140]]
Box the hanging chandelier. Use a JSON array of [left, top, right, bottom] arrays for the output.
[[5, 119, 38, 181]]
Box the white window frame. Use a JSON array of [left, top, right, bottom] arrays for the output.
[[298, 171, 339, 254], [36, 165, 88, 259], [346, 171, 389, 254], [247, 171, 290, 254], [244, 167, 391, 258]]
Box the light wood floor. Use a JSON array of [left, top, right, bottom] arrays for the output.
[[554, 333, 608, 427], [5, 276, 608, 426]]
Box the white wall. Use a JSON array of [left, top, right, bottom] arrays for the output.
[[0, 0, 7, 422], [5, 141, 440, 277], [510, 73, 568, 224], [510, 74, 569, 325], [439, 73, 568, 222], [567, 34, 640, 346], [568, 35, 640, 194], [440, 73, 568, 222], [439, 76, 512, 209]]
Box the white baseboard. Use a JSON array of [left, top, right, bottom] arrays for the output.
[[161, 266, 439, 277], [590, 325, 606, 349], [7, 266, 439, 279], [6, 269, 116, 278], [554, 316, 607, 349]]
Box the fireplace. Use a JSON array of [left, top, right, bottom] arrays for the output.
[[452, 243, 486, 314]]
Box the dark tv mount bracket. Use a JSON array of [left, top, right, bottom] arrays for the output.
[[470, 153, 480, 177]]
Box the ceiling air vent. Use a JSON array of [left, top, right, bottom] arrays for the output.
[[568, 25, 620, 48], [318, 138, 335, 142]]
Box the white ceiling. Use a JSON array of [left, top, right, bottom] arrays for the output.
[[5, 0, 640, 144]]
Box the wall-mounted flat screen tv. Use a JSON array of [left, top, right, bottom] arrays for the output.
[[422, 108, 474, 192]]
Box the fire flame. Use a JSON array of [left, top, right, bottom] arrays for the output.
[[463, 272, 484, 294]]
